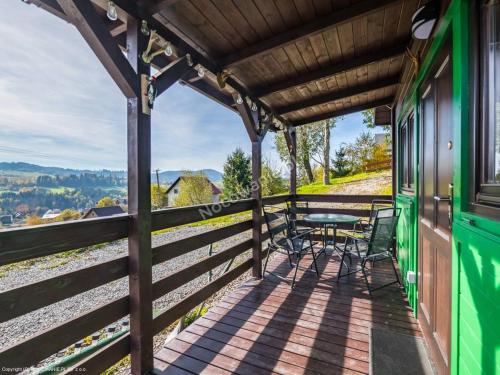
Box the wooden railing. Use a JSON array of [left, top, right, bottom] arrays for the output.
[[0, 193, 387, 372]]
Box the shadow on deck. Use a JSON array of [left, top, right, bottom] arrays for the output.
[[154, 247, 423, 374]]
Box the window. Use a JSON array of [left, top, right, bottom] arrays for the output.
[[472, 0, 500, 214], [400, 113, 415, 192]]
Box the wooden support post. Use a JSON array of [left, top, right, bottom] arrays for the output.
[[234, 95, 263, 278], [126, 18, 153, 373], [284, 127, 297, 196], [251, 139, 262, 278]]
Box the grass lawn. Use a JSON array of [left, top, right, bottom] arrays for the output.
[[297, 171, 390, 194]]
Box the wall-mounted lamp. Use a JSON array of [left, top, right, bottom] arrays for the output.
[[411, 1, 438, 40]]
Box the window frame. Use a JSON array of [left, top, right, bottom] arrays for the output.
[[399, 112, 415, 194], [469, 0, 500, 218]]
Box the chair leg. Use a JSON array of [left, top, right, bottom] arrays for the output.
[[291, 253, 301, 289], [390, 256, 402, 286], [263, 244, 271, 277], [361, 259, 372, 297], [336, 245, 348, 283], [310, 246, 319, 277], [285, 247, 293, 268]]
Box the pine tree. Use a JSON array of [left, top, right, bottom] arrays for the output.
[[222, 148, 252, 200], [332, 146, 351, 177]]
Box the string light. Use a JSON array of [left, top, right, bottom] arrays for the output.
[[195, 64, 205, 78], [236, 94, 243, 105], [251, 102, 257, 112], [165, 41, 173, 57], [107, 1, 118, 21]]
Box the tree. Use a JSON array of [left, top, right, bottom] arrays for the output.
[[261, 159, 286, 196], [96, 196, 115, 207], [222, 148, 252, 200], [54, 209, 80, 222], [362, 108, 391, 133], [344, 132, 377, 173], [174, 172, 213, 207], [151, 185, 168, 209], [331, 145, 351, 177]]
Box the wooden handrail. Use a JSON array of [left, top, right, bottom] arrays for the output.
[[0, 214, 130, 266], [294, 194, 392, 203]]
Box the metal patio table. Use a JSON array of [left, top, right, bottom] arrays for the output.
[[304, 213, 360, 269]]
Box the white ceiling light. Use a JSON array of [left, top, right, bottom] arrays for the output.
[[411, 2, 438, 40], [107, 1, 118, 21]]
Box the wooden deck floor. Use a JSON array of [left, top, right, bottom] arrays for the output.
[[154, 247, 422, 374]]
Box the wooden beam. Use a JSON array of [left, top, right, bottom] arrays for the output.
[[234, 95, 259, 142], [126, 18, 153, 373], [391, 107, 397, 199], [148, 0, 182, 14], [218, 0, 401, 68], [284, 128, 297, 195], [250, 41, 408, 97], [276, 75, 399, 115], [293, 97, 394, 126], [58, 0, 139, 98], [154, 56, 192, 96]]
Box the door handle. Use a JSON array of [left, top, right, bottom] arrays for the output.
[[433, 196, 450, 202]]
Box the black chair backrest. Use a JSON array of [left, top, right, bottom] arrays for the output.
[[286, 200, 309, 217], [263, 205, 291, 245], [367, 208, 401, 257], [368, 199, 395, 227]]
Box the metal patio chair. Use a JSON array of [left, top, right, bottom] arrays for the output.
[[358, 199, 395, 234], [286, 200, 311, 234], [263, 205, 319, 289], [337, 208, 401, 296]]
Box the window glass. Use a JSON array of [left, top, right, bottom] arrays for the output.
[[400, 113, 415, 192], [483, 0, 500, 184]]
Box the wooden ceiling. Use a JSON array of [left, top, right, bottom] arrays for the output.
[[30, 0, 423, 127]]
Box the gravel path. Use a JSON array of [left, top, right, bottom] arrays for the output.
[[0, 220, 265, 371]]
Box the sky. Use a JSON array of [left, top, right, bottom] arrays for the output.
[[0, 1, 372, 173]]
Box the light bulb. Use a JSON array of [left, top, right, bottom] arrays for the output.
[[107, 1, 118, 21], [196, 65, 205, 78], [165, 42, 173, 56], [251, 102, 257, 112], [236, 94, 243, 105]]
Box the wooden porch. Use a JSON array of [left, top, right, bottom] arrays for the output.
[[155, 240, 420, 375]]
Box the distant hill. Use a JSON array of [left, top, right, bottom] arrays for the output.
[[0, 162, 222, 183]]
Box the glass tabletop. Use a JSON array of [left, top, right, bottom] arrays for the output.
[[304, 213, 359, 224]]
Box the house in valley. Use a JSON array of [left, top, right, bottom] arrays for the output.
[[166, 176, 222, 206], [82, 206, 124, 219]]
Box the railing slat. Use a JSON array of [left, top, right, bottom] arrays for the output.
[[61, 334, 130, 374], [153, 239, 252, 299], [0, 256, 128, 323], [0, 215, 129, 266], [152, 220, 252, 265], [262, 194, 290, 205], [297, 207, 371, 216], [294, 194, 392, 203], [151, 199, 254, 231], [0, 296, 129, 369], [153, 258, 252, 334]]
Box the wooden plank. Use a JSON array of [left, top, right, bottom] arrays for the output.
[[152, 220, 252, 265], [155, 56, 192, 96], [276, 75, 399, 114], [0, 297, 128, 369], [126, 18, 153, 373], [61, 334, 130, 374], [153, 258, 252, 334], [0, 256, 128, 323], [294, 194, 391, 203], [58, 0, 138, 98], [151, 199, 254, 231], [218, 0, 401, 68], [295, 207, 371, 216], [153, 239, 252, 299], [0, 215, 129, 266], [293, 96, 394, 126], [262, 194, 290, 205]]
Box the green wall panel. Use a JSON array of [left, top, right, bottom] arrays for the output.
[[396, 194, 418, 312], [454, 222, 500, 375]]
